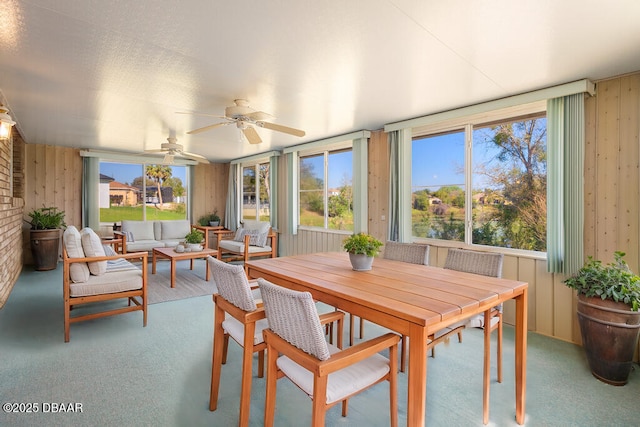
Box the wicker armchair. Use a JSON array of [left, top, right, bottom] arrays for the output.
[[258, 278, 399, 427], [443, 247, 504, 424], [208, 257, 343, 427]]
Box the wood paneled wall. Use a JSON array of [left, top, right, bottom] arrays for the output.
[[191, 162, 229, 224]]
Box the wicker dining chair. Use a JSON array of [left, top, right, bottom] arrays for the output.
[[443, 247, 504, 425], [258, 278, 400, 427], [208, 257, 344, 427]]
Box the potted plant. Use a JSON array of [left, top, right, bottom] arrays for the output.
[[564, 251, 640, 385], [26, 206, 66, 271], [184, 229, 204, 251], [197, 209, 221, 227], [209, 209, 221, 227], [343, 232, 383, 271]]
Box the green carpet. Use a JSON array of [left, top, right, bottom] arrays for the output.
[[1, 263, 639, 426]]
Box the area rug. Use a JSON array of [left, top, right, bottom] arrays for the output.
[[146, 259, 219, 304]]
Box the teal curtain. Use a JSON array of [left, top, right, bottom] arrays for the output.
[[82, 157, 100, 230], [547, 94, 584, 274], [286, 152, 298, 235], [225, 164, 239, 231], [269, 154, 278, 230], [388, 131, 400, 241], [352, 136, 368, 233]]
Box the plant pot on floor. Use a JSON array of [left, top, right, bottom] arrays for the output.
[[30, 229, 62, 271], [577, 294, 640, 385], [349, 253, 374, 271]]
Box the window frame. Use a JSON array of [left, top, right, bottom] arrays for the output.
[[297, 141, 353, 232], [410, 101, 548, 256], [240, 160, 270, 222]]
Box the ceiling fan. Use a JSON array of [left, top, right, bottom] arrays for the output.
[[183, 99, 305, 144], [144, 137, 210, 164]]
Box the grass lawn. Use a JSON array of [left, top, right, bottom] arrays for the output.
[[100, 205, 186, 222]]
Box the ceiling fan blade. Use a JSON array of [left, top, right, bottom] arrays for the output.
[[143, 148, 165, 153], [181, 151, 210, 164], [186, 121, 233, 135], [258, 121, 305, 137], [242, 126, 262, 144], [176, 111, 228, 119], [245, 110, 273, 121]]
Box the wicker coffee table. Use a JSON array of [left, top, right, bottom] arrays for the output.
[[151, 247, 217, 288]]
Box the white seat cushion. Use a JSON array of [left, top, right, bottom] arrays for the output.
[[222, 317, 269, 346], [277, 343, 390, 404], [69, 269, 143, 297], [63, 226, 90, 283], [125, 240, 164, 252], [219, 239, 271, 253], [81, 228, 107, 276]]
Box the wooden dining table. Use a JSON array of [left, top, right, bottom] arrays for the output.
[[246, 252, 528, 427]]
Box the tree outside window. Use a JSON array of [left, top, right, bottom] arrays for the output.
[[411, 115, 547, 252], [242, 162, 270, 222], [99, 161, 188, 224], [299, 149, 353, 231]]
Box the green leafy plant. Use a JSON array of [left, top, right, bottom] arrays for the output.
[[564, 251, 640, 311], [27, 206, 66, 230], [343, 232, 383, 257], [184, 229, 204, 244], [197, 209, 221, 226]]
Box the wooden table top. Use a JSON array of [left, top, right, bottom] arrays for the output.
[[152, 246, 217, 260], [247, 251, 528, 332]]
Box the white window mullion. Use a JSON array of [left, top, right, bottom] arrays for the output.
[[323, 151, 329, 229], [465, 124, 473, 244]]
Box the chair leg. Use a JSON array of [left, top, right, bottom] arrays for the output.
[[483, 310, 491, 425], [349, 314, 355, 346], [497, 312, 503, 383], [389, 338, 399, 427], [221, 334, 230, 365], [359, 316, 365, 339], [400, 335, 407, 373], [258, 349, 265, 378], [210, 305, 226, 411], [264, 346, 278, 427], [238, 323, 257, 427], [311, 376, 328, 426]]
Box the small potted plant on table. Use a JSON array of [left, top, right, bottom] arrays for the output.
[[184, 229, 205, 252], [343, 232, 383, 271], [564, 251, 640, 385]]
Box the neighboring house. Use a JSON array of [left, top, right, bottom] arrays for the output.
[[99, 174, 114, 209], [109, 180, 140, 207]]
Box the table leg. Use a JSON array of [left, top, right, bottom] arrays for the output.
[[515, 289, 528, 425], [152, 251, 157, 274], [170, 259, 176, 288], [407, 324, 428, 427], [190, 259, 194, 270]]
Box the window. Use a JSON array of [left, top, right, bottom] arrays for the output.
[[242, 162, 270, 222], [99, 161, 188, 224], [411, 112, 547, 252], [299, 148, 353, 231]]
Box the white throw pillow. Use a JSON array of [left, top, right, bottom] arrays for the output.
[[81, 228, 107, 276], [63, 226, 90, 283]]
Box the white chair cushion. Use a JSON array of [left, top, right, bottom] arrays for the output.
[[277, 343, 391, 404], [81, 228, 107, 276], [222, 317, 269, 346], [124, 240, 164, 252], [218, 239, 272, 254], [160, 220, 191, 240], [122, 220, 155, 241], [69, 269, 143, 297], [63, 226, 90, 283]]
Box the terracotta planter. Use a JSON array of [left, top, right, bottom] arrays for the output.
[[577, 294, 640, 385], [348, 253, 374, 271], [30, 229, 61, 271]]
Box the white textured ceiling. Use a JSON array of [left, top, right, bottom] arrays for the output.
[[1, 0, 640, 162]]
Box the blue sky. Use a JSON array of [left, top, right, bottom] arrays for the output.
[[100, 162, 187, 186]]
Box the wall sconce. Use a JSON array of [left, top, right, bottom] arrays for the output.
[[0, 105, 16, 141]]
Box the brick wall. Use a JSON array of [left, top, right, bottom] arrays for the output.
[[0, 131, 24, 309]]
